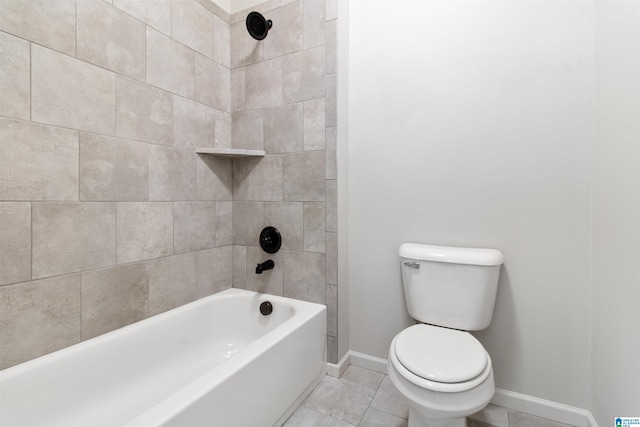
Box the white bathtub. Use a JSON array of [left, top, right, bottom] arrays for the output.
[[0, 288, 327, 427]]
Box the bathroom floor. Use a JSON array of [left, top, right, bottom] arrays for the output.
[[283, 365, 576, 427]]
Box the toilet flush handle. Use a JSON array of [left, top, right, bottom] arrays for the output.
[[404, 261, 420, 268]]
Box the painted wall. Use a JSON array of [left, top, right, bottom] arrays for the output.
[[347, 0, 594, 408], [591, 1, 640, 422]]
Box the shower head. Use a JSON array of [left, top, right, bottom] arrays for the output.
[[246, 11, 272, 40]]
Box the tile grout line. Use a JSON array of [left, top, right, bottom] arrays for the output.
[[353, 378, 382, 427]]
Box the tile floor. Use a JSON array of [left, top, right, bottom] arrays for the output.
[[283, 365, 576, 427]]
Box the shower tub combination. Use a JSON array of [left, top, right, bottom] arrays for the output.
[[0, 288, 327, 427]]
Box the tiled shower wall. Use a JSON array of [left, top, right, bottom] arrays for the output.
[[229, 0, 339, 363], [0, 0, 235, 370], [0, 0, 339, 369]]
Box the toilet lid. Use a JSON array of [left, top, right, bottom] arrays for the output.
[[394, 324, 487, 384]]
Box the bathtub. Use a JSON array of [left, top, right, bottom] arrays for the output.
[[0, 288, 327, 427]]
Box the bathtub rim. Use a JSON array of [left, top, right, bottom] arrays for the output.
[[0, 288, 325, 380], [0, 288, 327, 427]]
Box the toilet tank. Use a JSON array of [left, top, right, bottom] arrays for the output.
[[399, 243, 504, 331]]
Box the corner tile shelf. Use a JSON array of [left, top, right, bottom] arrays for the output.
[[196, 148, 265, 157]]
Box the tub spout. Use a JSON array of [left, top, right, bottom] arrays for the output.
[[255, 260, 274, 274]]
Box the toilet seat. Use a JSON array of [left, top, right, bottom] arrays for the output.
[[395, 324, 487, 383], [391, 325, 493, 393]]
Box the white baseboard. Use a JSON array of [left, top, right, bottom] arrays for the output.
[[327, 350, 351, 378], [327, 350, 388, 377], [328, 351, 598, 427], [586, 411, 599, 427], [348, 351, 388, 374], [491, 388, 593, 427]]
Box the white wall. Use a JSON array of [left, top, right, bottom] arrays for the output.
[[347, 0, 594, 408], [591, 1, 640, 422]]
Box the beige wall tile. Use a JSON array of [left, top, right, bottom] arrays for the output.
[[264, 103, 304, 154], [232, 110, 264, 151], [264, 1, 303, 60], [81, 263, 148, 340], [149, 145, 197, 201], [246, 246, 283, 296], [265, 202, 303, 251], [327, 336, 338, 364], [326, 284, 337, 336], [32, 45, 116, 135], [172, 0, 215, 59], [304, 0, 326, 49], [80, 133, 149, 201], [283, 46, 325, 103], [147, 253, 198, 316], [116, 202, 173, 264], [245, 57, 283, 110], [0, 275, 81, 370], [32, 203, 116, 279], [326, 179, 337, 232], [326, 231, 337, 284], [232, 158, 248, 200], [284, 151, 326, 201], [0, 0, 339, 363], [197, 246, 232, 297], [196, 155, 233, 201], [216, 110, 232, 148], [326, 72, 337, 127], [283, 250, 325, 303], [230, 0, 293, 24], [214, 15, 231, 68], [232, 245, 247, 289], [113, 0, 171, 35], [233, 201, 265, 246], [0, 32, 29, 120], [77, 0, 145, 80], [325, 18, 337, 74], [231, 67, 246, 113], [0, 203, 31, 286], [195, 54, 231, 112], [231, 20, 263, 68], [216, 201, 233, 246], [0, 118, 78, 201], [326, 127, 337, 180], [174, 202, 216, 253], [116, 75, 173, 146], [304, 202, 325, 252], [246, 155, 284, 201], [0, 0, 76, 56], [304, 98, 325, 151], [173, 96, 216, 150], [147, 27, 195, 99], [326, 0, 337, 21]]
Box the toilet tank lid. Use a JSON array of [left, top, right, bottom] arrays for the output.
[[399, 243, 504, 266]]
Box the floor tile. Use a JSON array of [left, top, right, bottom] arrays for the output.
[[468, 419, 496, 427], [508, 410, 575, 427], [341, 365, 385, 390], [303, 375, 376, 425], [359, 407, 408, 427], [284, 406, 355, 427], [369, 376, 410, 419], [287, 365, 581, 427], [470, 404, 509, 427]]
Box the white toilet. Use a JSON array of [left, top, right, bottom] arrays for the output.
[[388, 243, 504, 427]]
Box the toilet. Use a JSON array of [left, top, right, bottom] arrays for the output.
[[388, 243, 504, 427]]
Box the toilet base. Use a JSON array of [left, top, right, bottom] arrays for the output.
[[408, 407, 467, 427]]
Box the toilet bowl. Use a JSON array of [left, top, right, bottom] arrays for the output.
[[388, 324, 495, 427], [391, 243, 504, 427]]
